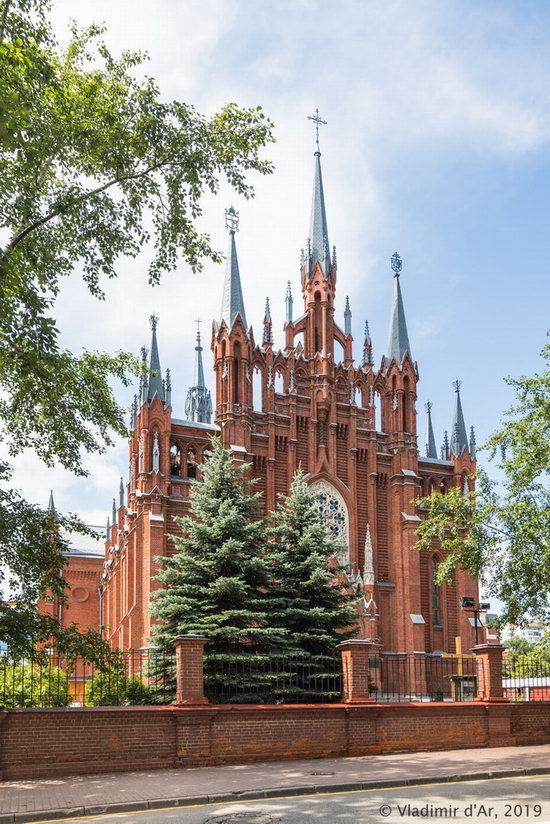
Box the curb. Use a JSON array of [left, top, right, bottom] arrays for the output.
[[5, 765, 550, 823]]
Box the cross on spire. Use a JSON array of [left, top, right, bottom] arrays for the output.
[[307, 108, 327, 151], [195, 317, 202, 343], [149, 313, 158, 331], [453, 378, 462, 392], [225, 206, 239, 233]]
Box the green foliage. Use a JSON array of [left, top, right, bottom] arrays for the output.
[[85, 669, 152, 707], [416, 340, 550, 625], [150, 438, 287, 700], [0, 658, 70, 707], [0, 0, 273, 653], [269, 470, 358, 657]]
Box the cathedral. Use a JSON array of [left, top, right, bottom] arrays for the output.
[[48, 135, 481, 657]]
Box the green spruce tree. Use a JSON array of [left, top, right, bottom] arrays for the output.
[[150, 438, 286, 702], [268, 471, 359, 700]]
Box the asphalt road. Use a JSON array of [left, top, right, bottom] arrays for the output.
[[42, 775, 550, 824]]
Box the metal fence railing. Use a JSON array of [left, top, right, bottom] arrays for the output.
[[370, 654, 482, 703], [204, 654, 343, 704], [0, 650, 174, 708], [502, 656, 550, 702]]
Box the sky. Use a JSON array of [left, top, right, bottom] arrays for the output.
[[7, 1, 550, 583]]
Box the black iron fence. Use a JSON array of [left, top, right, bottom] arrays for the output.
[[2, 648, 549, 708], [204, 653, 343, 704], [502, 656, 550, 702], [371, 654, 483, 703], [0, 649, 173, 708]]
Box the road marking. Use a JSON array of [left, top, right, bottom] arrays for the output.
[[39, 773, 550, 824]]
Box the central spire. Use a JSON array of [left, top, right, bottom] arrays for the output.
[[219, 206, 247, 330], [306, 108, 332, 280], [385, 253, 412, 365]]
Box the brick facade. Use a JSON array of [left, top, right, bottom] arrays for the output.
[[2, 701, 549, 780], [49, 148, 481, 656]]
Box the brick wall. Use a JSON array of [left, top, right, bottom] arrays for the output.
[[1, 702, 549, 781]]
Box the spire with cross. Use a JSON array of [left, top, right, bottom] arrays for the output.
[[185, 316, 212, 424]]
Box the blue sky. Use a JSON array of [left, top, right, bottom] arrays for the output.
[[7, 1, 550, 585]]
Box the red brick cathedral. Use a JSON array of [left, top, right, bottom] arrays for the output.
[[54, 141, 481, 656]]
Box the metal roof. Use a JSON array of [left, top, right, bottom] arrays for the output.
[[308, 152, 331, 278], [220, 230, 247, 329]]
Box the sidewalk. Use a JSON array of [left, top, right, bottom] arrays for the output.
[[1, 744, 550, 823]]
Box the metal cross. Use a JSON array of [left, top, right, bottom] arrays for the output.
[[307, 108, 327, 149], [425, 401, 433, 414], [225, 206, 239, 233], [195, 317, 202, 343], [453, 379, 462, 393], [149, 313, 159, 331]]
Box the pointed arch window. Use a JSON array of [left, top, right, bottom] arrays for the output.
[[432, 556, 442, 627], [170, 443, 181, 477], [186, 446, 197, 479]]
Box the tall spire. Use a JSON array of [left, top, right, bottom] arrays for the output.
[[441, 429, 450, 460], [47, 490, 56, 516], [424, 401, 438, 459], [285, 281, 293, 324], [344, 296, 352, 336], [450, 379, 469, 457], [306, 109, 331, 280], [119, 476, 124, 508], [385, 253, 412, 366], [112, 497, 117, 525], [263, 298, 273, 344], [469, 425, 477, 459], [147, 315, 165, 403], [185, 320, 212, 424], [308, 150, 331, 279], [220, 206, 247, 329]]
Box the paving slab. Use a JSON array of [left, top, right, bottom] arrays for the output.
[[0, 744, 549, 822]]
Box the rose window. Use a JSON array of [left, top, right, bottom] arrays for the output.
[[310, 480, 350, 566]]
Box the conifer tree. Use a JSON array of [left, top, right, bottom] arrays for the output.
[[268, 471, 359, 698], [150, 438, 286, 701]]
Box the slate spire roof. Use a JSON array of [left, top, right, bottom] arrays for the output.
[[385, 254, 411, 366], [220, 207, 247, 329], [185, 323, 212, 425], [47, 490, 56, 516], [308, 151, 332, 279], [424, 401, 438, 459], [450, 379, 469, 457], [344, 296, 352, 336], [147, 314, 165, 403]]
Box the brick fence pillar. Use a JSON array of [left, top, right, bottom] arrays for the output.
[[172, 635, 208, 705], [338, 640, 380, 703], [472, 644, 508, 702]]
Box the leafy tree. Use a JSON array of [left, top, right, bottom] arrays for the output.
[[0, 0, 274, 652], [150, 438, 286, 702], [0, 657, 70, 707], [269, 471, 358, 656], [416, 341, 550, 626], [85, 668, 152, 706]]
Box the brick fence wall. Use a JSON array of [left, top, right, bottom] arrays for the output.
[[1, 701, 550, 780]]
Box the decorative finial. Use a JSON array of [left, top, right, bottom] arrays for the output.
[[149, 314, 158, 332], [425, 400, 433, 414], [225, 205, 239, 233], [391, 252, 402, 277], [332, 245, 337, 272], [453, 378, 462, 393], [307, 107, 327, 151], [195, 317, 202, 345], [469, 425, 476, 458], [140, 345, 148, 363]]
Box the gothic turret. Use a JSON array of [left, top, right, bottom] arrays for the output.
[[285, 281, 293, 324], [147, 314, 165, 403], [219, 206, 247, 330], [344, 296, 351, 336], [185, 323, 212, 424], [424, 401, 438, 459], [119, 476, 124, 508], [469, 425, 476, 459], [263, 298, 273, 345], [450, 379, 469, 457], [363, 320, 373, 366], [385, 252, 411, 366], [47, 489, 56, 515]]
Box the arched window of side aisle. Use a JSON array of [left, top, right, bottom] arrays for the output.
[[432, 556, 442, 627], [186, 446, 197, 479], [169, 443, 181, 477]]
